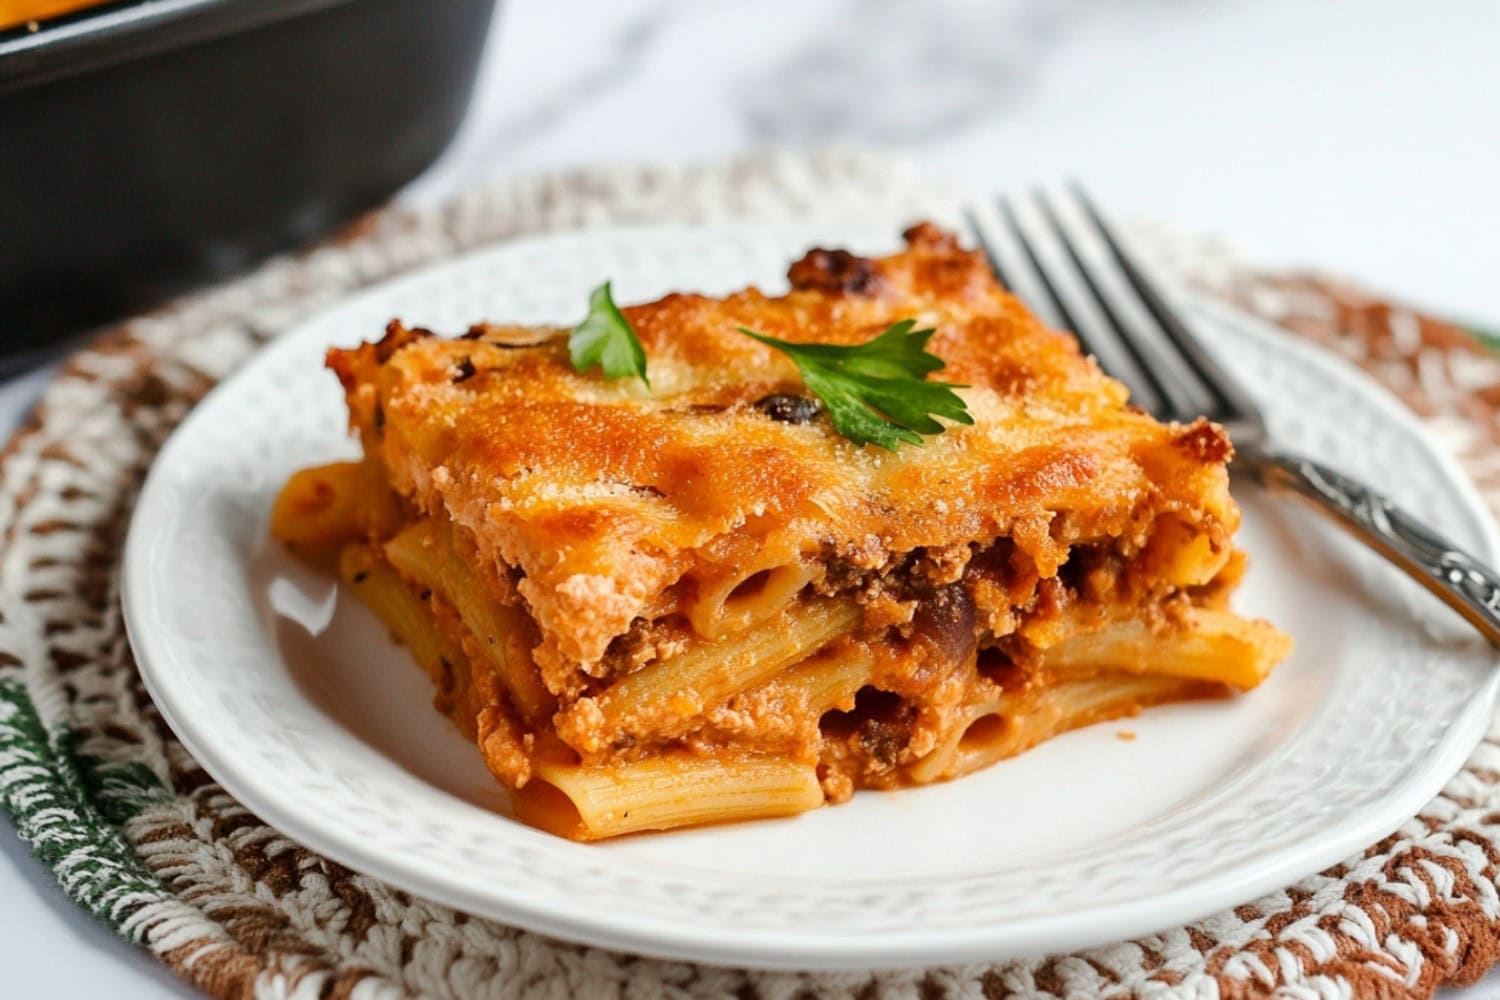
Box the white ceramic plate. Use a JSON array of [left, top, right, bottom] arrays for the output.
[[124, 224, 1500, 971]]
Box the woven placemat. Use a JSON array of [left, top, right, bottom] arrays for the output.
[[4, 149, 1500, 1000]]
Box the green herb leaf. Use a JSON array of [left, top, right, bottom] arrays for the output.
[[739, 319, 974, 450], [569, 282, 650, 387], [1469, 326, 1500, 354]]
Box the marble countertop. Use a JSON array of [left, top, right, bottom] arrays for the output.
[[4, 0, 1499, 996], [414, 0, 1500, 325]]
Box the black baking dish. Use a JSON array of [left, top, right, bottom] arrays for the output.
[[0, 0, 498, 360]]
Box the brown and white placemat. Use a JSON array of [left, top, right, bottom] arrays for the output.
[[3, 149, 1500, 999]]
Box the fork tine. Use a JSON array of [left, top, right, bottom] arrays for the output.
[[997, 199, 1093, 346], [997, 193, 1167, 416], [1031, 188, 1210, 421], [970, 198, 1156, 409], [1066, 183, 1262, 422], [963, 202, 1065, 330]]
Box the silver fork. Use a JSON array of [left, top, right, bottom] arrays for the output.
[[966, 185, 1500, 647]]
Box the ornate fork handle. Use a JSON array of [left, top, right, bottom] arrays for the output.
[[1244, 446, 1500, 646]]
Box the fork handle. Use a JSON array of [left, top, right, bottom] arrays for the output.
[[1245, 447, 1500, 647]]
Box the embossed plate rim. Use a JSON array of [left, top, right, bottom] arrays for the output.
[[123, 223, 1500, 970]]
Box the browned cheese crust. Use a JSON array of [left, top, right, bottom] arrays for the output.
[[329, 223, 1240, 694]]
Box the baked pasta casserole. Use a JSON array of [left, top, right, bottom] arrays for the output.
[[271, 223, 1291, 840], [0, 0, 112, 30]]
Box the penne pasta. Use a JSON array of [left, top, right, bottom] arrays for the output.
[[270, 462, 365, 549], [384, 519, 554, 723], [685, 549, 819, 639], [338, 543, 477, 730], [557, 596, 860, 753], [270, 460, 402, 552], [1041, 610, 1291, 691], [754, 643, 874, 717], [515, 753, 824, 841], [909, 672, 1226, 783]]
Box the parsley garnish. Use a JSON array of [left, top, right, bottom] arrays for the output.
[[569, 282, 649, 387], [738, 319, 974, 450]]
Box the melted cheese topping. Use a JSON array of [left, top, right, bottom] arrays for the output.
[[329, 223, 1236, 674]]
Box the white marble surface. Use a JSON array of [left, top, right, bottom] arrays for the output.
[[415, 0, 1500, 326], [5, 0, 1500, 996]]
